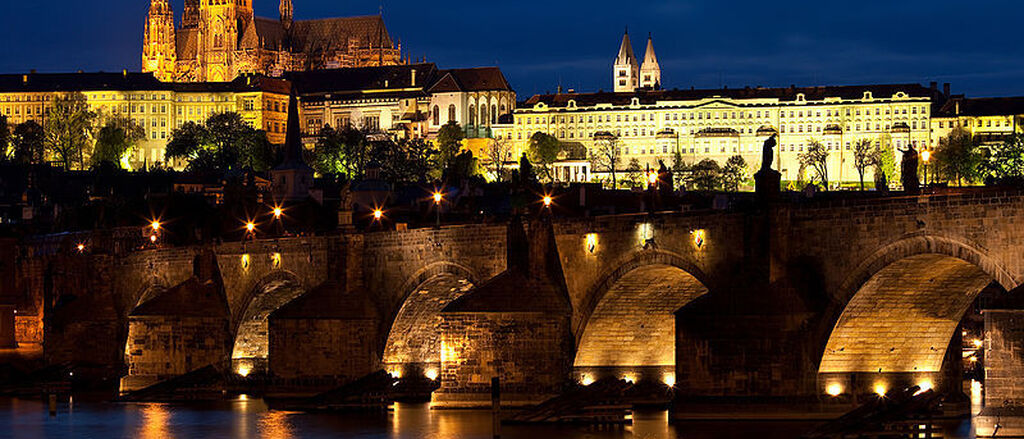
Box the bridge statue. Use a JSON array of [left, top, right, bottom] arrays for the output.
[[900, 145, 920, 194], [760, 134, 777, 172], [755, 134, 781, 200]]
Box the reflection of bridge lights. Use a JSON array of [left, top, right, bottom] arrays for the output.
[[826, 383, 843, 397], [874, 382, 888, 397], [425, 368, 439, 381], [581, 374, 595, 386], [585, 234, 598, 253], [662, 373, 676, 387]]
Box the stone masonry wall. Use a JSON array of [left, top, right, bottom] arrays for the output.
[[122, 316, 229, 391], [269, 318, 381, 381], [985, 310, 1024, 407]]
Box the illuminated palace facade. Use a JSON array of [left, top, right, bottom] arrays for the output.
[[0, 72, 290, 169], [142, 0, 403, 83], [494, 31, 1024, 185]]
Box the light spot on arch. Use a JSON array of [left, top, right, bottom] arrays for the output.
[[820, 254, 993, 374], [384, 274, 474, 376], [232, 277, 306, 368], [575, 265, 707, 370]]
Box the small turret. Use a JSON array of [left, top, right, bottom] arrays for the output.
[[280, 0, 294, 30], [613, 28, 639, 93], [639, 33, 661, 90], [142, 0, 177, 82]]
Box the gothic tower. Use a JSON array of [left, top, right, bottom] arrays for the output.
[[280, 0, 294, 30], [614, 29, 639, 93], [182, 0, 200, 28], [142, 0, 176, 82], [639, 34, 661, 90], [198, 0, 253, 82]]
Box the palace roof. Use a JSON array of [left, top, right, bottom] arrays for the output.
[[521, 84, 937, 109], [0, 72, 291, 94], [429, 68, 513, 93], [934, 97, 1024, 117]]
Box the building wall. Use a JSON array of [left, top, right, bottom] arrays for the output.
[[507, 93, 934, 185]]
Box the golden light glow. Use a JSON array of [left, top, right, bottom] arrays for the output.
[[973, 339, 983, 348], [237, 364, 251, 377], [433, 192, 443, 204], [241, 254, 250, 270], [647, 171, 658, 185], [662, 373, 676, 387], [272, 207, 283, 219], [271, 253, 282, 268], [826, 383, 843, 397], [622, 374, 636, 384], [692, 229, 706, 249], [150, 221, 161, 231], [915, 379, 934, 395], [425, 368, 439, 381], [581, 374, 595, 386], [239, 394, 249, 401], [543, 195, 553, 207], [246, 222, 256, 233], [921, 150, 931, 163], [874, 382, 888, 397], [388, 368, 402, 379], [76, 243, 85, 252], [638, 223, 654, 245], [373, 209, 384, 220], [149, 235, 157, 243], [969, 356, 978, 363], [585, 233, 598, 253]]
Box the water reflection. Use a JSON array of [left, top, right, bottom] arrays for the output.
[[137, 404, 174, 439], [258, 410, 295, 439]]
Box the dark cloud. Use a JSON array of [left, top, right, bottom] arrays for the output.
[[0, 0, 1021, 98]]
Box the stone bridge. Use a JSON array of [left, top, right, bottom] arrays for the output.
[[5, 189, 1024, 415]]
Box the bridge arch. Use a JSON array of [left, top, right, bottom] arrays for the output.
[[382, 262, 478, 380], [232, 270, 306, 374], [574, 250, 709, 385], [819, 234, 1017, 397]]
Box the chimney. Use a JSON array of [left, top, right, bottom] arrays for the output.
[[943, 83, 951, 98], [955, 100, 960, 116], [930, 81, 937, 91], [411, 69, 416, 87]]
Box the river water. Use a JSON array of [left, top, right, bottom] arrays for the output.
[[0, 395, 981, 438]]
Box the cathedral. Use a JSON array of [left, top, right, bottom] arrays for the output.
[[142, 0, 404, 82], [614, 30, 660, 92]]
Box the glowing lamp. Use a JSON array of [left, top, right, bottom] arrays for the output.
[[433, 192, 443, 204], [149, 235, 157, 243], [581, 374, 595, 386], [373, 209, 384, 220], [662, 373, 676, 387], [237, 365, 251, 377], [388, 369, 402, 379], [543, 195, 553, 207], [915, 379, 934, 395], [622, 374, 636, 384], [826, 383, 843, 397], [150, 221, 161, 232], [874, 382, 888, 397], [241, 254, 250, 269], [272, 207, 283, 219], [271, 252, 282, 268], [585, 233, 598, 253], [425, 368, 439, 381], [647, 171, 658, 185], [921, 150, 931, 163], [973, 339, 983, 349], [246, 222, 256, 233], [76, 243, 85, 253], [692, 229, 706, 249]]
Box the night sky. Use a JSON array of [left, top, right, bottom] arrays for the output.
[[1, 0, 1022, 99]]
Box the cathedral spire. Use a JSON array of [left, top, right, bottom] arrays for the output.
[[640, 33, 661, 90], [142, 0, 176, 82], [613, 29, 639, 93], [280, 0, 294, 29]]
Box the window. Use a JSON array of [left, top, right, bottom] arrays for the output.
[[432, 105, 440, 125], [448, 104, 456, 123]]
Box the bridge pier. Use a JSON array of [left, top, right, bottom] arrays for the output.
[[977, 310, 1024, 436]]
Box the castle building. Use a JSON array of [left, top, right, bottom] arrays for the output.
[[142, 0, 403, 83], [0, 72, 290, 169]]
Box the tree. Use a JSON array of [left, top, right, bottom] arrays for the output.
[[852, 139, 879, 190], [44, 92, 96, 170], [721, 155, 748, 192], [589, 135, 622, 189], [11, 121, 45, 165], [436, 121, 465, 172], [934, 128, 982, 186], [443, 150, 479, 183], [485, 137, 514, 182], [528, 132, 563, 182], [165, 112, 275, 173], [310, 125, 345, 176], [982, 134, 1024, 184], [624, 158, 645, 188], [0, 115, 8, 162], [688, 159, 721, 191], [91, 116, 145, 168], [878, 136, 897, 187], [798, 140, 829, 188], [373, 137, 436, 183]]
